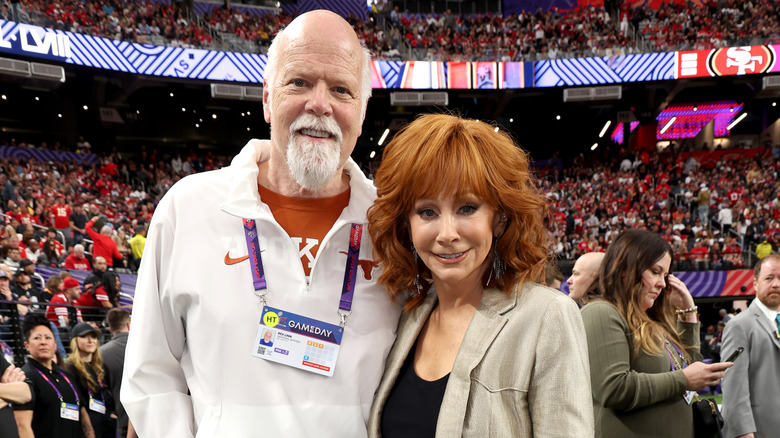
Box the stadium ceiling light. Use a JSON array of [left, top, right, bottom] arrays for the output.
[[598, 120, 611, 138], [247, 111, 251, 115], [212, 114, 217, 119], [494, 126, 500, 132], [727, 113, 747, 131], [556, 115, 561, 120], [509, 118, 514, 123], [1, 95, 6, 100], [82, 105, 88, 110], [241, 112, 245, 117], [773, 102, 777, 107], [35, 96, 39, 101], [195, 123, 200, 128], [136, 110, 140, 114], [370, 151, 376, 159], [182, 107, 186, 112], [660, 116, 677, 134], [57, 114, 62, 118], [378, 128, 390, 146], [247, 127, 250, 131], [591, 143, 598, 151], [170, 92, 174, 97], [693, 106, 697, 111]]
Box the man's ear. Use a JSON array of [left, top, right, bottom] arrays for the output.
[[262, 81, 271, 124]]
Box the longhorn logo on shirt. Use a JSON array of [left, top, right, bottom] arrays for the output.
[[339, 251, 379, 281]]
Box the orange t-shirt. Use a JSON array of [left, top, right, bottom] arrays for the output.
[[258, 184, 350, 277]]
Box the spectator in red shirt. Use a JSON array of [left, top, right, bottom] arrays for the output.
[[50, 195, 72, 241], [75, 276, 113, 322], [85, 217, 122, 268], [689, 239, 710, 271], [64, 244, 91, 271], [46, 277, 84, 327]]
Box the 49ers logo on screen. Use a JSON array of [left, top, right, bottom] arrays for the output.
[[708, 46, 775, 76]]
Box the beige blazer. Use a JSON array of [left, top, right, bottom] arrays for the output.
[[368, 283, 594, 437]]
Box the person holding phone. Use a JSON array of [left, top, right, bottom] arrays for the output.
[[582, 229, 732, 438], [721, 254, 780, 438]]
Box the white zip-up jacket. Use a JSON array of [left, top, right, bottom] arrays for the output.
[[122, 140, 402, 437]]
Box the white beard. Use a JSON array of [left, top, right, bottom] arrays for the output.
[[285, 114, 343, 191]]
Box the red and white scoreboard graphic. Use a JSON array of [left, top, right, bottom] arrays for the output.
[[676, 45, 777, 78]]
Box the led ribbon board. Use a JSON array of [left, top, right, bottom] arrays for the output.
[[676, 45, 778, 78], [0, 20, 268, 82], [2, 20, 778, 89]]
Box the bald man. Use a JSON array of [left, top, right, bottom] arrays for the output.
[[567, 252, 605, 305], [122, 11, 401, 437]]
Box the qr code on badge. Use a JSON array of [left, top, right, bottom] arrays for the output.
[[257, 346, 266, 355]]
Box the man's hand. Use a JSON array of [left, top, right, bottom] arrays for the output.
[[1, 364, 26, 383]]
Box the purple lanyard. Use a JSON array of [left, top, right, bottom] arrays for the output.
[[665, 340, 687, 371], [36, 368, 80, 405], [243, 219, 363, 320]]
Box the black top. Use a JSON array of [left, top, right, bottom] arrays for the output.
[[17, 358, 86, 438], [381, 349, 449, 438], [0, 355, 22, 438], [70, 212, 88, 231], [65, 361, 114, 438]]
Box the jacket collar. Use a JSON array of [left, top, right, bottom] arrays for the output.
[[219, 139, 376, 223], [748, 300, 780, 349]]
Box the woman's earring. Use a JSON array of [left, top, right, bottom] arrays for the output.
[[486, 238, 506, 287], [412, 246, 423, 296]]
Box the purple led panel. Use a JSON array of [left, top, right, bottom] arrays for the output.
[[656, 102, 744, 140]]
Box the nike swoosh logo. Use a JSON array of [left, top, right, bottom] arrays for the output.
[[224, 252, 250, 265]]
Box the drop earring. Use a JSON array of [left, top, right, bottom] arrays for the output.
[[412, 245, 423, 296], [486, 238, 506, 287]]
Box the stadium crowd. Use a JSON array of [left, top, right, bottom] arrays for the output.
[[6, 0, 780, 62], [628, 0, 780, 52], [0, 136, 775, 281], [13, 0, 214, 48], [538, 143, 780, 269]]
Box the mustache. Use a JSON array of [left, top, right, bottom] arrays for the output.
[[289, 114, 343, 142]]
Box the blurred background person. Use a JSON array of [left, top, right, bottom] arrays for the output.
[[65, 323, 114, 438], [567, 252, 604, 306], [14, 312, 95, 438], [582, 229, 731, 438], [367, 114, 593, 437], [37, 239, 65, 268], [101, 308, 136, 438], [0, 345, 31, 438], [721, 254, 780, 438], [544, 263, 564, 290]]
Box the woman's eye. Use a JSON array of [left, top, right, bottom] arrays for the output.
[[417, 208, 435, 218], [460, 204, 478, 214]]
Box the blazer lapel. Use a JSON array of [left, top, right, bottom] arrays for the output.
[[435, 285, 520, 437], [750, 302, 780, 350]]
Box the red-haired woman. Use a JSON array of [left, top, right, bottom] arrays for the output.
[[367, 114, 593, 437]]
